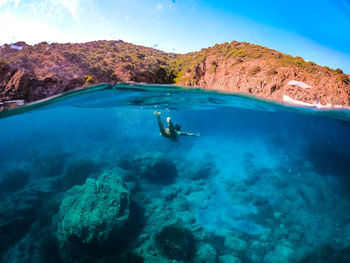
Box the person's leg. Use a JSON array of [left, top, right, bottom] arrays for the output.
[[154, 112, 168, 137], [167, 117, 178, 138], [178, 131, 200, 137]]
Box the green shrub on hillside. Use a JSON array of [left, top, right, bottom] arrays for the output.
[[337, 74, 349, 84], [275, 52, 283, 59], [0, 59, 8, 68], [84, 75, 94, 83], [123, 63, 134, 70], [247, 52, 262, 59], [267, 68, 278, 76], [248, 66, 261, 76], [335, 68, 344, 74], [277, 54, 319, 73], [209, 61, 218, 73], [233, 49, 247, 58], [173, 71, 183, 83]]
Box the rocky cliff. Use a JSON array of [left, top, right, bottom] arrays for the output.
[[171, 41, 350, 107], [0, 40, 174, 104], [1, 40, 349, 108]]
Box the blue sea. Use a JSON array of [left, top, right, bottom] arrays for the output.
[[1, 84, 350, 263]]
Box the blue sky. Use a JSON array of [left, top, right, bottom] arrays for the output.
[[1, 0, 350, 73]]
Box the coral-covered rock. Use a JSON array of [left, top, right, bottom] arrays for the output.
[[124, 151, 178, 185], [195, 243, 217, 263], [0, 169, 30, 193], [155, 225, 195, 261], [61, 159, 101, 190], [180, 154, 218, 180], [58, 169, 130, 246]]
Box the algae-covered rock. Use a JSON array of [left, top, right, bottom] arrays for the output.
[[58, 169, 130, 246], [181, 154, 218, 180], [121, 151, 178, 185], [61, 159, 101, 190], [34, 152, 67, 178], [224, 236, 247, 254], [0, 169, 30, 193], [195, 243, 216, 263], [264, 244, 294, 263], [219, 255, 241, 263], [155, 224, 195, 261]]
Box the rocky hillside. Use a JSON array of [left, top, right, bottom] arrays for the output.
[[1, 40, 350, 107], [0, 40, 175, 103], [170, 41, 350, 107]]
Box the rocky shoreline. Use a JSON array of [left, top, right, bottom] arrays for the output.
[[1, 40, 349, 109]]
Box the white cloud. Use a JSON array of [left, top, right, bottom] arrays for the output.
[[0, 0, 9, 8], [0, 11, 86, 44], [58, 0, 81, 22], [0, 0, 20, 8]]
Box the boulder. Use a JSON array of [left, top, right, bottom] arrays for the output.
[[58, 169, 130, 246], [155, 224, 195, 261], [0, 169, 30, 193], [120, 151, 178, 185]]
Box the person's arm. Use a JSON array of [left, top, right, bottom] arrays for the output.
[[154, 112, 168, 137]]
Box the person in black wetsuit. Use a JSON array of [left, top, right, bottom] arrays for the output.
[[154, 111, 200, 141]]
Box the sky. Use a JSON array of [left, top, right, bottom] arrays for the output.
[[1, 0, 350, 73]]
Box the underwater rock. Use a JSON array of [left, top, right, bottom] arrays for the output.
[[70, 251, 144, 263], [180, 154, 218, 180], [0, 169, 30, 193], [34, 152, 67, 178], [60, 159, 101, 190], [127, 151, 178, 185], [219, 255, 241, 263], [143, 158, 177, 184], [39, 234, 61, 263], [58, 169, 130, 247], [0, 189, 42, 257], [155, 224, 196, 261], [195, 243, 217, 263], [264, 244, 294, 263], [102, 251, 144, 263], [161, 186, 178, 201], [298, 245, 350, 263], [224, 236, 247, 254]]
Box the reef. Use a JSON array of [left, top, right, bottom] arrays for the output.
[[1, 128, 350, 263], [121, 151, 178, 185], [155, 225, 196, 261], [57, 169, 130, 258], [0, 169, 30, 193]]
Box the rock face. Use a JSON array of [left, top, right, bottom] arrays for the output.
[[57, 169, 130, 246], [1, 40, 350, 107], [0, 40, 174, 103], [0, 60, 84, 102], [155, 225, 196, 261], [120, 151, 178, 185], [172, 42, 350, 107]]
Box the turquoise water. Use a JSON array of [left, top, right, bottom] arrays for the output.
[[1, 84, 350, 263]]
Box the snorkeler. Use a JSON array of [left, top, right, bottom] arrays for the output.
[[154, 111, 200, 141]]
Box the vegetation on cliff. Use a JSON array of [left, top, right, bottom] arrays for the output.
[[168, 41, 350, 106], [1, 40, 349, 106]]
